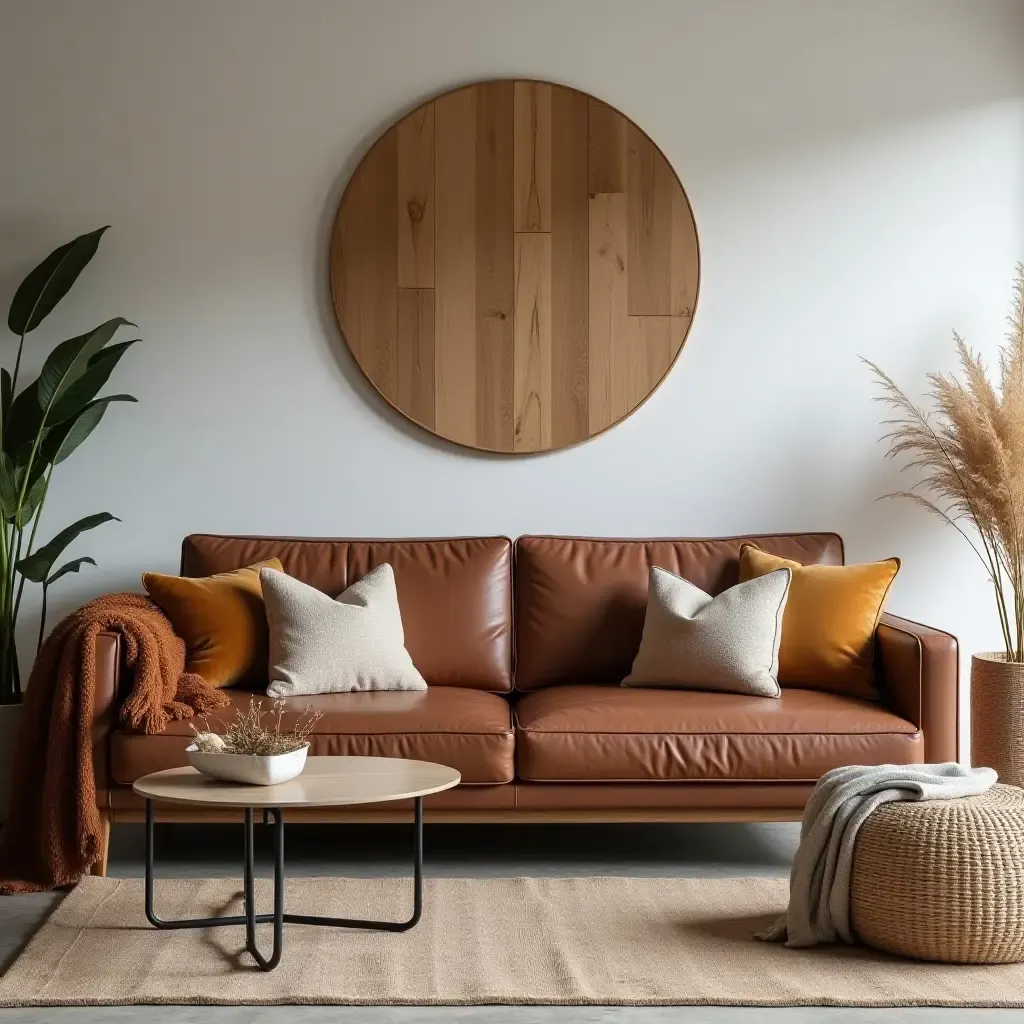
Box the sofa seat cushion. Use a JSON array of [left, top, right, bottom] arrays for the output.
[[111, 687, 513, 786], [514, 684, 922, 783]]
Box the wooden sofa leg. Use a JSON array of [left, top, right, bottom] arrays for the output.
[[91, 811, 111, 877]]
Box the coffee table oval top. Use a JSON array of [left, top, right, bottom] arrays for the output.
[[133, 756, 461, 809]]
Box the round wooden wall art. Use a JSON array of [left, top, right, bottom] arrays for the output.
[[330, 80, 699, 453]]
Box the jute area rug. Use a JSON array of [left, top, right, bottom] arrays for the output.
[[1, 875, 1022, 1007]]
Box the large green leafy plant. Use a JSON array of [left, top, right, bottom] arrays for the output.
[[0, 227, 135, 704]]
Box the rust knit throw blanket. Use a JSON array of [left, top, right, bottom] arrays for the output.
[[0, 592, 230, 893]]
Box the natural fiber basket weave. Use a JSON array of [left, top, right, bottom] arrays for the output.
[[850, 784, 1024, 963], [972, 653, 1024, 788]]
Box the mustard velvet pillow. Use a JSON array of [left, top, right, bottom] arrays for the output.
[[143, 559, 282, 688], [737, 545, 900, 699]]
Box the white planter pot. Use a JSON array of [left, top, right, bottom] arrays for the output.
[[186, 742, 309, 786], [0, 702, 22, 823]]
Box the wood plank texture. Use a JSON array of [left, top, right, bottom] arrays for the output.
[[331, 128, 398, 399], [550, 85, 590, 448], [627, 316, 688, 409], [513, 233, 552, 451], [514, 82, 551, 231], [627, 125, 674, 315], [118, 806, 803, 825], [474, 81, 514, 450], [332, 81, 699, 453], [588, 98, 627, 194], [588, 193, 630, 432], [397, 288, 435, 428], [397, 103, 435, 288], [433, 86, 478, 446], [671, 184, 700, 317]]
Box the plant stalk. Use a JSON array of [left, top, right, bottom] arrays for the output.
[[8, 329, 26, 421], [36, 584, 47, 655], [12, 462, 53, 640]]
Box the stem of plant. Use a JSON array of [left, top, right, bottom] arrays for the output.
[[36, 584, 47, 655], [6, 330, 26, 434], [12, 462, 53, 640]]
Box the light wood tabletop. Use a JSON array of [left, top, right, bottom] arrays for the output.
[[133, 756, 461, 809]]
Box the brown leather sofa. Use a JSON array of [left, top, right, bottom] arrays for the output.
[[90, 532, 958, 873]]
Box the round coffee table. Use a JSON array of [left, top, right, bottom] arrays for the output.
[[133, 755, 461, 971]]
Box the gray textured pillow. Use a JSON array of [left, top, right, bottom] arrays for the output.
[[261, 564, 427, 696], [622, 566, 791, 697]]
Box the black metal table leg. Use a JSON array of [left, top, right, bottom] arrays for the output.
[[243, 807, 284, 970], [283, 796, 424, 931], [145, 798, 274, 931], [144, 795, 425, 971]]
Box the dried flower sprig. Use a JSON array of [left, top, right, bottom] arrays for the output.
[[865, 264, 1024, 662], [190, 698, 322, 756]]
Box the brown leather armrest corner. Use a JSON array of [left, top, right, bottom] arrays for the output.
[[93, 631, 123, 809], [876, 612, 959, 763]]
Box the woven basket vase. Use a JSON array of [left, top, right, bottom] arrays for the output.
[[972, 653, 1024, 788], [850, 784, 1024, 963]]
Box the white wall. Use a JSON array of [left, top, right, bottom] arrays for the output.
[[1, 0, 1022, 750]]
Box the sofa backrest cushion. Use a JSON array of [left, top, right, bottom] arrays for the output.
[[182, 535, 513, 692], [513, 534, 844, 691]]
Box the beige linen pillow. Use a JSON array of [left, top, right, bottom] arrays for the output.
[[261, 564, 427, 696], [622, 566, 792, 697]]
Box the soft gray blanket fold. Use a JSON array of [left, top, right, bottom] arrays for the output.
[[757, 762, 997, 948]]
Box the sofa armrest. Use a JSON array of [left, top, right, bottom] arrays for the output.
[[93, 631, 122, 808], [876, 612, 959, 762]]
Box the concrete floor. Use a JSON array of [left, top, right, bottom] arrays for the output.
[[0, 820, 1015, 1023]]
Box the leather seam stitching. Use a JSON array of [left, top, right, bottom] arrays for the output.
[[115, 731, 515, 739], [879, 613, 958, 645], [515, 776, 826, 784], [515, 728, 921, 737]]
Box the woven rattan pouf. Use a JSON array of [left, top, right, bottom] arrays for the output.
[[850, 783, 1024, 963]]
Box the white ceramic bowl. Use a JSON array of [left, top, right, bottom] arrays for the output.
[[185, 742, 309, 785]]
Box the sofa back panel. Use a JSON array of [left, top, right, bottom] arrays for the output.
[[181, 535, 513, 691], [513, 534, 844, 691]]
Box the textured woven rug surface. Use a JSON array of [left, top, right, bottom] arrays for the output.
[[1, 875, 1022, 1007]]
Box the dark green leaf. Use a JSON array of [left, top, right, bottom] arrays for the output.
[[8, 227, 110, 335], [87, 338, 137, 369], [36, 318, 133, 413], [46, 339, 138, 426], [0, 452, 17, 518], [8, 442, 36, 472], [15, 473, 47, 528], [41, 394, 136, 465], [15, 512, 119, 583], [1, 369, 11, 429], [3, 381, 44, 457], [45, 556, 96, 587]]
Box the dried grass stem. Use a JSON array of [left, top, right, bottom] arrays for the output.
[[190, 698, 322, 756], [866, 264, 1024, 662]]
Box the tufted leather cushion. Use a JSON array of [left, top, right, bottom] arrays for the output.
[[181, 535, 513, 691], [513, 534, 844, 691]]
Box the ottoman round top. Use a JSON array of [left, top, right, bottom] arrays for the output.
[[863, 781, 1024, 825], [851, 783, 1024, 964], [133, 755, 462, 808]]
